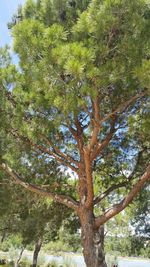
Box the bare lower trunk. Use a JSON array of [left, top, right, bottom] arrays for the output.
[[1, 230, 6, 243], [80, 210, 107, 267], [15, 246, 25, 267], [32, 238, 42, 267]]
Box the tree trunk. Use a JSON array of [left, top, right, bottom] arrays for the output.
[[1, 230, 6, 243], [15, 246, 25, 267], [32, 238, 42, 267], [80, 210, 107, 267]]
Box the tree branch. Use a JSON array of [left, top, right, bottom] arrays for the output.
[[94, 181, 127, 205], [95, 163, 150, 228], [11, 129, 78, 174], [91, 116, 117, 161], [88, 97, 101, 151], [99, 92, 146, 125], [31, 141, 78, 173], [94, 147, 146, 205], [63, 119, 85, 162], [3, 92, 79, 173], [41, 135, 79, 167], [0, 164, 79, 212], [74, 117, 85, 163], [127, 149, 144, 181], [84, 149, 94, 207]]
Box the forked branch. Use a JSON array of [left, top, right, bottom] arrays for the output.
[[11, 129, 78, 174], [91, 116, 116, 161], [41, 135, 79, 167], [31, 142, 78, 173], [95, 163, 150, 228], [94, 150, 144, 205]]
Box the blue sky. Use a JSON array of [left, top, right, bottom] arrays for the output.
[[0, 0, 25, 47]]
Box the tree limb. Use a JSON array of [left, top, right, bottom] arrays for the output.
[[31, 141, 78, 173], [91, 116, 117, 161], [0, 163, 79, 212], [94, 181, 127, 205], [95, 163, 150, 228], [11, 129, 78, 174], [74, 117, 85, 163], [88, 97, 101, 151], [99, 92, 146, 125], [127, 149, 144, 181], [41, 135, 79, 167], [94, 150, 144, 205], [84, 149, 94, 207]]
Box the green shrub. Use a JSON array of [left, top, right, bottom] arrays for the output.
[[43, 241, 72, 253], [20, 256, 31, 267], [46, 260, 58, 267]]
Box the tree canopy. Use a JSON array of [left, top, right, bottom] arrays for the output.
[[0, 1, 150, 267]]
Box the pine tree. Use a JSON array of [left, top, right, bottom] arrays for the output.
[[0, 1, 150, 266]]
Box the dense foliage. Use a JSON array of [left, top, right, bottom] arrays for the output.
[[0, 1, 150, 267]]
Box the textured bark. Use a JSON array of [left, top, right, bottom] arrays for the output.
[[80, 210, 107, 267], [32, 238, 42, 267]]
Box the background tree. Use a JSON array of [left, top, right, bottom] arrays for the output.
[[0, 152, 75, 267], [104, 195, 150, 258], [129, 185, 150, 257], [0, 1, 150, 267]]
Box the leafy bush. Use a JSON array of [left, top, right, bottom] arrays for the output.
[[44, 258, 77, 267], [0, 235, 22, 252], [43, 241, 73, 253], [20, 256, 31, 267], [46, 260, 58, 267]]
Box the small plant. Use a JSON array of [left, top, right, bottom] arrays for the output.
[[43, 241, 72, 253], [45, 256, 77, 267], [46, 260, 59, 267], [62, 256, 77, 267], [106, 254, 118, 267], [20, 256, 31, 267]]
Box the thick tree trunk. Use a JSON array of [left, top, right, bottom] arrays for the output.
[[80, 210, 107, 267], [32, 238, 42, 267]]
